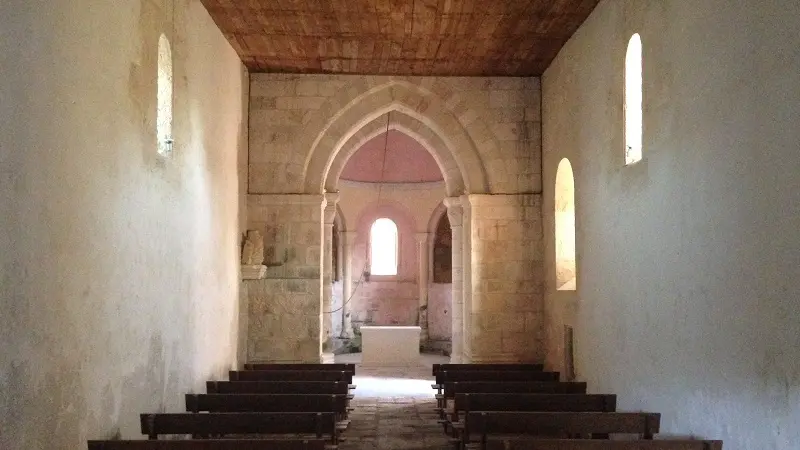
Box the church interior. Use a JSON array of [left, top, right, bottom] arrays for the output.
[[1, 1, 798, 449]]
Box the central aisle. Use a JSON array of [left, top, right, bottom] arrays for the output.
[[337, 353, 451, 450]]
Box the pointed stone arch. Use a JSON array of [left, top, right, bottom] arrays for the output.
[[301, 80, 491, 196]]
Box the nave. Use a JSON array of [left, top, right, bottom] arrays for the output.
[[87, 355, 723, 449]]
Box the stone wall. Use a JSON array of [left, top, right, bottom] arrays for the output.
[[466, 194, 544, 362], [0, 1, 248, 448], [427, 283, 453, 353], [542, 0, 800, 448], [246, 194, 324, 362], [248, 73, 544, 363]]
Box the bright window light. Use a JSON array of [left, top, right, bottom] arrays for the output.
[[625, 33, 643, 165], [157, 34, 173, 157], [370, 218, 398, 276]]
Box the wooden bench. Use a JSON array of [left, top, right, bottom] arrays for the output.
[[229, 370, 353, 383], [442, 393, 617, 427], [454, 411, 660, 449], [433, 370, 560, 394], [436, 381, 587, 409], [207, 381, 354, 395], [88, 440, 327, 450], [185, 393, 350, 422], [435, 370, 559, 385], [140, 412, 340, 445], [245, 363, 355, 373], [432, 363, 543, 375], [477, 440, 723, 450]]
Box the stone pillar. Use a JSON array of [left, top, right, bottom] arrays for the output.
[[461, 195, 473, 362], [321, 193, 339, 363], [245, 194, 325, 363], [465, 194, 545, 363], [415, 232, 430, 345], [341, 231, 358, 338], [444, 197, 464, 363]]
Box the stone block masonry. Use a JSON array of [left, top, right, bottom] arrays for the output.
[[246, 73, 544, 365], [246, 194, 325, 362]]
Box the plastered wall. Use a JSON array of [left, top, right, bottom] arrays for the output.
[[0, 0, 248, 447], [542, 1, 800, 448]]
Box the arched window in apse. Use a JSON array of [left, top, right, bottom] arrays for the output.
[[625, 33, 643, 165], [157, 34, 173, 157], [370, 218, 398, 276], [555, 158, 576, 290]]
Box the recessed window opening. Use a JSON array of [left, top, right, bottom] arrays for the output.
[[625, 33, 643, 165], [157, 34, 173, 157], [432, 212, 452, 283], [555, 158, 576, 291], [370, 218, 398, 276]]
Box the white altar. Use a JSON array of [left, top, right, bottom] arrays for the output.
[[360, 326, 421, 366]]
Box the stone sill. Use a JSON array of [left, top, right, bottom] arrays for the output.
[[241, 265, 267, 280]]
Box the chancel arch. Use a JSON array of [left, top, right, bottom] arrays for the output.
[[302, 81, 491, 196]]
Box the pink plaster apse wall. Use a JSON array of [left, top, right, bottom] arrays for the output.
[[349, 203, 419, 328], [340, 131, 444, 183], [427, 283, 452, 341]]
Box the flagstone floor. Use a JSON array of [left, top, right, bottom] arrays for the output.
[[336, 353, 452, 450]]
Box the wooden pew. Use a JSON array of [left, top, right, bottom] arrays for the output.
[[436, 381, 587, 409], [479, 440, 723, 450], [443, 393, 617, 426], [140, 412, 339, 445], [185, 394, 349, 422], [88, 440, 327, 450], [245, 363, 355, 374], [229, 370, 352, 383], [454, 411, 660, 450], [432, 363, 543, 375], [207, 381, 353, 395], [436, 370, 559, 384], [433, 370, 560, 394]]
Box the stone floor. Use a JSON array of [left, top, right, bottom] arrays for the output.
[[336, 353, 452, 450]]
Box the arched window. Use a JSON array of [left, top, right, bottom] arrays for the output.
[[555, 158, 576, 290], [625, 33, 642, 165], [370, 218, 398, 276], [157, 34, 173, 157]]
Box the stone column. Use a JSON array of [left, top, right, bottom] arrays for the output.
[[444, 197, 464, 363], [415, 232, 430, 346], [460, 195, 473, 362], [321, 193, 339, 363], [341, 231, 358, 338]]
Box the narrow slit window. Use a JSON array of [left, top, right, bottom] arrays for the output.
[[157, 34, 173, 157], [625, 33, 643, 165], [370, 218, 398, 276], [555, 158, 576, 290]]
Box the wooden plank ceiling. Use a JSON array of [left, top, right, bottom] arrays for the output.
[[201, 0, 600, 76]]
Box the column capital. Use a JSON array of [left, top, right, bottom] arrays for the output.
[[444, 197, 464, 227], [415, 232, 429, 244], [323, 192, 340, 224], [443, 196, 462, 209]]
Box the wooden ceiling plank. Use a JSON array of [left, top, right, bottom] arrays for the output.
[[202, 0, 601, 75]]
